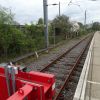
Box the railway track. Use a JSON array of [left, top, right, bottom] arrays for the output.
[[3, 35, 92, 100], [37, 36, 93, 100], [10, 38, 70, 63], [9, 35, 89, 68]]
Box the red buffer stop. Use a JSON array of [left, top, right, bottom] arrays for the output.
[[0, 66, 55, 100]]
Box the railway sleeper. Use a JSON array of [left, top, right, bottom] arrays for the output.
[[59, 58, 76, 62], [75, 66, 83, 71], [79, 60, 86, 64], [56, 75, 68, 81], [53, 64, 72, 70], [66, 82, 77, 91], [56, 80, 65, 89], [47, 68, 70, 74], [78, 63, 85, 66], [58, 88, 75, 100], [72, 71, 81, 76], [70, 76, 80, 83]]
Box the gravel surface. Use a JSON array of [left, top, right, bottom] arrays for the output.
[[24, 36, 89, 71]]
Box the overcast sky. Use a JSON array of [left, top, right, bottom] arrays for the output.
[[0, 0, 100, 24]]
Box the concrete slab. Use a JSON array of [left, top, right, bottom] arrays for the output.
[[93, 56, 100, 65], [93, 48, 100, 57], [90, 32, 100, 100], [73, 31, 100, 100], [91, 84, 100, 99], [92, 65, 100, 82]]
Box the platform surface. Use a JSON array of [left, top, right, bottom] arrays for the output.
[[89, 31, 100, 100], [74, 31, 100, 100]]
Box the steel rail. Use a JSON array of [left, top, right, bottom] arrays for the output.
[[40, 36, 90, 72], [11, 35, 91, 64], [53, 36, 92, 100], [39, 35, 93, 100]]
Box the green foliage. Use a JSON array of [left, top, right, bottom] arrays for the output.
[[0, 6, 37, 57], [0, 6, 14, 25], [37, 18, 43, 25], [49, 15, 71, 40], [92, 22, 100, 31], [0, 6, 88, 61], [78, 22, 84, 28], [50, 15, 71, 33]]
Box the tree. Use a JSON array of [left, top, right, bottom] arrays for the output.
[[0, 6, 14, 25], [78, 22, 84, 28], [37, 18, 43, 25], [92, 22, 100, 31], [50, 15, 71, 39], [0, 6, 28, 56], [24, 22, 45, 50], [0, 6, 15, 56]]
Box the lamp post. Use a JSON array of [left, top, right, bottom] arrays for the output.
[[47, 2, 61, 46], [47, 2, 61, 16], [52, 2, 61, 16], [84, 10, 87, 26]]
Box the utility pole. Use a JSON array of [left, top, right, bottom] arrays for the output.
[[53, 24, 56, 47], [43, 0, 49, 48], [59, 2, 61, 16], [84, 10, 87, 30], [84, 10, 87, 26]]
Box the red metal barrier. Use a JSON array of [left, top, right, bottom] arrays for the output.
[[0, 67, 55, 100]]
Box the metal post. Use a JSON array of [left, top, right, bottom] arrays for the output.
[[11, 67, 16, 93], [4, 66, 11, 96], [59, 2, 61, 16], [84, 10, 87, 31], [54, 25, 56, 46], [43, 0, 49, 48], [84, 10, 87, 26]]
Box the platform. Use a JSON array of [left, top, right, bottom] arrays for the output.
[[73, 31, 100, 100]]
